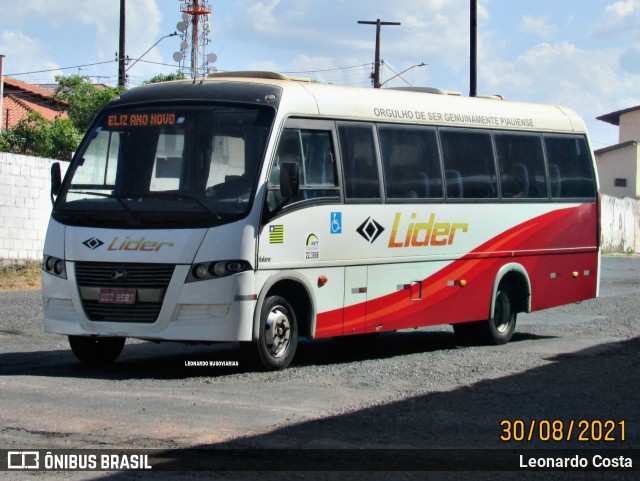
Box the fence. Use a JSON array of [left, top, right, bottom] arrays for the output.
[[600, 194, 640, 254], [1, 151, 639, 262], [0, 152, 67, 265]]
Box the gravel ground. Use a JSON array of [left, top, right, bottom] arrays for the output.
[[0, 256, 639, 480]]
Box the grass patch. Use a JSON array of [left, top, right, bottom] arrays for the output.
[[0, 261, 42, 291]]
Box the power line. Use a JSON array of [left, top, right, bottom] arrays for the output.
[[380, 62, 427, 87], [281, 63, 372, 75], [6, 60, 116, 77]]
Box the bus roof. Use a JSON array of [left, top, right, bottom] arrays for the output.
[[115, 71, 587, 134]]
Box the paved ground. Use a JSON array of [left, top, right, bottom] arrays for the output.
[[0, 256, 639, 480]]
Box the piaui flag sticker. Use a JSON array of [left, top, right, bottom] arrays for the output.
[[269, 225, 284, 244]]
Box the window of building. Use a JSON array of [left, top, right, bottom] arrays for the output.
[[614, 178, 627, 187]]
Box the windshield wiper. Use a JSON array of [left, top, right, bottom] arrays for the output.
[[140, 192, 223, 221], [68, 191, 133, 212]]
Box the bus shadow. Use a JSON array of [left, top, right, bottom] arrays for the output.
[[294, 330, 555, 367], [0, 330, 556, 381]]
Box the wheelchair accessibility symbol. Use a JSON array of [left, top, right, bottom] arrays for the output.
[[330, 212, 342, 234]]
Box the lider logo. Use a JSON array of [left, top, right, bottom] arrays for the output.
[[388, 213, 468, 248], [107, 236, 175, 252]]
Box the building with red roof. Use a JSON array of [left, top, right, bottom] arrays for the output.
[[1, 76, 68, 130]]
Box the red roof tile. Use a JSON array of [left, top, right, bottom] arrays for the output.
[[2, 76, 69, 129], [3, 76, 59, 100], [2, 95, 68, 130]]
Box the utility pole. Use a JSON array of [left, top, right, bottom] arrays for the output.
[[358, 19, 401, 88], [118, 0, 126, 88], [470, 0, 477, 97]]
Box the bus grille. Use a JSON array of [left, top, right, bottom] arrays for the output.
[[75, 262, 175, 324]]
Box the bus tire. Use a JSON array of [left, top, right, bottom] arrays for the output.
[[251, 295, 298, 371], [453, 287, 517, 346], [68, 335, 125, 365], [486, 287, 517, 345]]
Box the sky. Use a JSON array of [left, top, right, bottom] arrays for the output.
[[2, 0, 640, 149]]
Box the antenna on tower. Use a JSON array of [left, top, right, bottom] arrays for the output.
[[173, 0, 217, 79]]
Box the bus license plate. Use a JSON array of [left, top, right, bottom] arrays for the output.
[[98, 289, 136, 304]]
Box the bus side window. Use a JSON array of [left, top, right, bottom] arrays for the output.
[[379, 126, 443, 200], [544, 135, 596, 199], [440, 129, 497, 200], [495, 133, 547, 199], [267, 128, 339, 211], [338, 124, 381, 201]]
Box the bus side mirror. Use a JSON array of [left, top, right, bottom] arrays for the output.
[[51, 162, 62, 204], [279, 162, 299, 199]]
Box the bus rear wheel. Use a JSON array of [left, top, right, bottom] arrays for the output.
[[487, 288, 517, 345], [453, 287, 516, 345], [68, 335, 125, 365], [246, 295, 298, 371]]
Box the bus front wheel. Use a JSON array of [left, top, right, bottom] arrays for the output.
[[247, 295, 298, 371], [68, 335, 125, 365]]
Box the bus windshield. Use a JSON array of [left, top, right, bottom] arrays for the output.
[[53, 104, 274, 228]]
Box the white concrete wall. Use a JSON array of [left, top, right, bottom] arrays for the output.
[[600, 194, 640, 253], [0, 153, 67, 263]]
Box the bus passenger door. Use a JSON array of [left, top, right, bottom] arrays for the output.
[[343, 266, 367, 335]]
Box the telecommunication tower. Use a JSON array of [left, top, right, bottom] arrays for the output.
[[173, 0, 218, 78]]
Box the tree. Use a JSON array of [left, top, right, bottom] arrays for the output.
[[54, 75, 123, 132], [0, 112, 81, 160], [143, 72, 186, 84]]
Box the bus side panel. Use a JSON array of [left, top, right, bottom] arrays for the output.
[[315, 203, 598, 336]]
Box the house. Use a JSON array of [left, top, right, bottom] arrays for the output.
[[595, 106, 640, 199], [1, 76, 68, 130]]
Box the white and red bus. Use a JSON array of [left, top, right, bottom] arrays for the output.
[[42, 72, 600, 370]]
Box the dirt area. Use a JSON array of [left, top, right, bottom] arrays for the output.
[[0, 262, 41, 291]]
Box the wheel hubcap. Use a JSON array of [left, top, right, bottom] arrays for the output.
[[264, 306, 291, 358]]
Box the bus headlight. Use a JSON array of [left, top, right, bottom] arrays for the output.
[[211, 262, 227, 277], [194, 264, 210, 279], [187, 260, 252, 283], [43, 255, 67, 279]]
